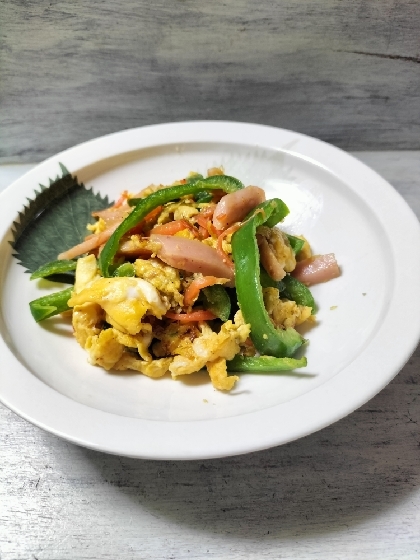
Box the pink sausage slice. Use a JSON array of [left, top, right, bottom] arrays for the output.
[[212, 186, 266, 230], [291, 254, 340, 286], [150, 234, 235, 284]]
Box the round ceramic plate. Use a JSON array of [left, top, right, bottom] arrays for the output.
[[1, 122, 419, 460]]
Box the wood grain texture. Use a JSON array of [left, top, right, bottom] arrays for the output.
[[1, 1, 420, 162], [1, 152, 420, 560]]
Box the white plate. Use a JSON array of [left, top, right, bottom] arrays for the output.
[[1, 121, 419, 460]]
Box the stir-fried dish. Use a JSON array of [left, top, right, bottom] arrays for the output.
[[29, 168, 340, 391]]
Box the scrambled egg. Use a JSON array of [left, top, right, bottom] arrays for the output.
[[169, 311, 250, 391], [68, 257, 252, 390], [157, 199, 199, 225], [68, 234, 311, 391], [263, 287, 312, 329], [86, 217, 107, 235], [72, 303, 103, 348], [68, 256, 171, 370], [134, 258, 183, 308], [85, 328, 125, 370], [84, 327, 166, 373], [73, 254, 99, 293], [295, 235, 312, 261], [114, 354, 172, 378], [152, 322, 199, 358], [69, 275, 168, 335]]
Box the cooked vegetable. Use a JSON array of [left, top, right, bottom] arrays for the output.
[[286, 234, 305, 256], [227, 355, 307, 372], [259, 267, 279, 289], [184, 276, 227, 306], [26, 167, 341, 392], [281, 275, 316, 313], [165, 310, 217, 322], [231, 199, 304, 358], [99, 175, 244, 277], [29, 287, 73, 322], [201, 285, 231, 321], [194, 191, 213, 203], [112, 263, 136, 277], [30, 259, 77, 280], [150, 219, 194, 236]]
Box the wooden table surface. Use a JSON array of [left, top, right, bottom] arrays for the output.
[[1, 152, 419, 560]]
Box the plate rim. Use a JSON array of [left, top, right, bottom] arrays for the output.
[[1, 120, 420, 460]]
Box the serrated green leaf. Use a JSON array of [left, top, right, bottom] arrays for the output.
[[11, 164, 113, 273]]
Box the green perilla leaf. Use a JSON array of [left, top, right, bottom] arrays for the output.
[[10, 163, 113, 274]]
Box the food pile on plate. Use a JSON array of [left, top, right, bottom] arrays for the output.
[[29, 168, 339, 390]]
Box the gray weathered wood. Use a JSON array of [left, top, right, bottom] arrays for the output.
[[1, 1, 420, 163], [1, 152, 420, 560]]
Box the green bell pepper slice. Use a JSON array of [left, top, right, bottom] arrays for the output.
[[112, 263, 136, 277], [201, 285, 231, 321], [29, 287, 73, 322], [286, 234, 305, 256], [281, 274, 316, 313], [99, 175, 243, 277], [30, 259, 77, 280], [260, 267, 287, 293], [227, 354, 307, 372], [231, 199, 304, 358]]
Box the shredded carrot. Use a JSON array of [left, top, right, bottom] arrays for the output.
[[195, 214, 210, 229], [151, 220, 190, 235], [216, 222, 242, 269], [207, 221, 222, 238], [165, 310, 216, 322], [198, 226, 209, 239], [143, 205, 163, 227], [151, 219, 201, 238], [184, 276, 226, 306], [195, 205, 216, 228], [129, 205, 163, 235], [113, 190, 129, 208]]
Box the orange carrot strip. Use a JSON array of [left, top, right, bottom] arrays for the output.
[[151, 219, 190, 235], [195, 205, 216, 228], [195, 214, 208, 229], [207, 221, 222, 238], [113, 190, 129, 208], [198, 226, 209, 239], [184, 276, 224, 306], [187, 223, 202, 238], [130, 205, 163, 234], [151, 219, 201, 238], [165, 310, 216, 322], [215, 222, 242, 269]]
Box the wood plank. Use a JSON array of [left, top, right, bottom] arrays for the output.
[[1, 1, 420, 162]]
